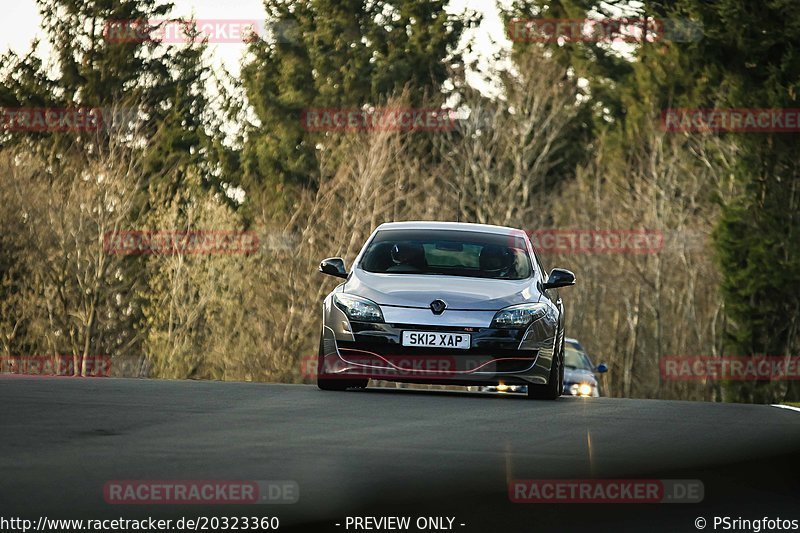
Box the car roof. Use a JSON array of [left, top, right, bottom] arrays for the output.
[[565, 338, 584, 350], [376, 221, 526, 236]]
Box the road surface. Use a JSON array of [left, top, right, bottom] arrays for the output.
[[1, 377, 799, 532]]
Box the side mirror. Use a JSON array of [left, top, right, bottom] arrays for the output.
[[542, 268, 576, 290], [319, 257, 348, 279], [596, 363, 609, 374]]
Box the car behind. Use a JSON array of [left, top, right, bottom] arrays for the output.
[[563, 338, 608, 397]]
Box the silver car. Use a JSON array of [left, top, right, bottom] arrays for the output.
[[563, 337, 608, 397], [316, 221, 575, 400]]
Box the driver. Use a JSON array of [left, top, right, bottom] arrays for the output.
[[479, 245, 516, 277], [390, 242, 427, 270]]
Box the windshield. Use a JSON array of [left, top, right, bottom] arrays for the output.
[[360, 229, 532, 280], [564, 344, 595, 371]]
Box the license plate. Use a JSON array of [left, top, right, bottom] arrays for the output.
[[401, 331, 471, 349]]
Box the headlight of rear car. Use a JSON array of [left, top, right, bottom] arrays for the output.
[[333, 293, 384, 323], [569, 383, 595, 397], [490, 303, 548, 328]]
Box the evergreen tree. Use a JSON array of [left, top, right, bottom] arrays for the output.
[[1, 0, 218, 195], [688, 0, 800, 402], [239, 0, 475, 200]]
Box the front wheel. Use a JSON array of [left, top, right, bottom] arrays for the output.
[[317, 334, 368, 391], [527, 335, 564, 400]]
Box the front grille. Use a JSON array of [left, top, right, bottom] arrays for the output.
[[388, 323, 482, 332], [336, 342, 537, 374], [349, 322, 526, 345], [338, 340, 530, 356]]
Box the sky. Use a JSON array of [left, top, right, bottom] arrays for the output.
[[0, 0, 511, 85]]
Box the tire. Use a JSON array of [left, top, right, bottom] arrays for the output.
[[317, 334, 368, 391], [527, 333, 564, 400]]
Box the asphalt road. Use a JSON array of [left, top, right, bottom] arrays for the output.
[[1, 377, 799, 533]]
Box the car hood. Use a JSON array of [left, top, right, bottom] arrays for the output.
[[344, 269, 539, 310], [564, 367, 598, 386]]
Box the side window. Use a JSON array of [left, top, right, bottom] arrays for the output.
[[529, 239, 547, 279]]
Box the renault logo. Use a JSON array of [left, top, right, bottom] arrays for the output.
[[430, 299, 447, 315]]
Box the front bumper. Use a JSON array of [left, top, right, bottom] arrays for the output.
[[320, 304, 556, 386]]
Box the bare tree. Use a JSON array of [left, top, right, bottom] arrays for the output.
[[436, 48, 580, 227]]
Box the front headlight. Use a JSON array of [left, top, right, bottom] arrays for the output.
[[490, 303, 548, 328], [333, 293, 384, 323], [569, 383, 595, 397]]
